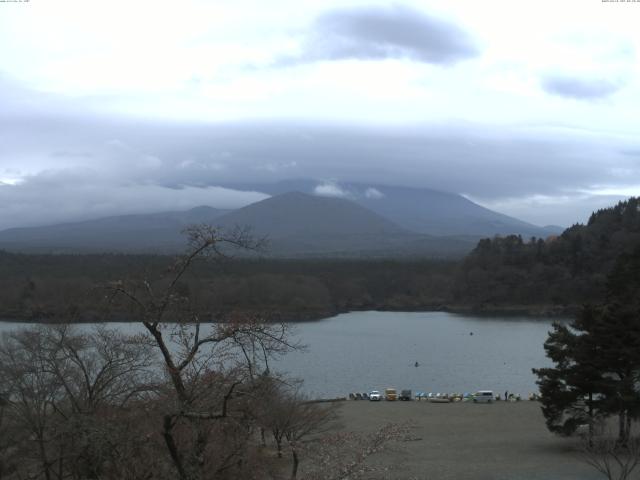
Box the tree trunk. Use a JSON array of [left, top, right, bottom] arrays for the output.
[[619, 412, 624, 444], [588, 392, 594, 447], [163, 415, 189, 480], [619, 410, 629, 445], [37, 435, 52, 480], [290, 447, 299, 480], [195, 424, 208, 467]]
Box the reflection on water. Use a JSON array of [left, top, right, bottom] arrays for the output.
[[1, 311, 562, 399]]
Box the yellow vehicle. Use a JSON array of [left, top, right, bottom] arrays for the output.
[[385, 388, 398, 401]]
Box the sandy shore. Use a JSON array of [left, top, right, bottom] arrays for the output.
[[334, 400, 602, 480]]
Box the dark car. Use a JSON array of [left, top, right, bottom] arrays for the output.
[[399, 389, 412, 401]]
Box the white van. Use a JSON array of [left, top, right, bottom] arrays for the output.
[[473, 390, 494, 403]]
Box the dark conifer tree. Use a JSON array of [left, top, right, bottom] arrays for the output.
[[592, 302, 640, 443], [534, 247, 640, 443], [534, 307, 609, 437]]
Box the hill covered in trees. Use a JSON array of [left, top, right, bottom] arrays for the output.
[[0, 253, 456, 322], [0, 197, 638, 321], [453, 197, 640, 311]]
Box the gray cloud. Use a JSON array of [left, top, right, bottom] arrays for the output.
[[541, 74, 623, 100], [1, 114, 638, 229], [0, 169, 268, 230], [0, 74, 638, 229], [283, 5, 479, 66], [621, 149, 640, 157], [50, 150, 94, 158]]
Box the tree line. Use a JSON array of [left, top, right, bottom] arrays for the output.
[[0, 226, 410, 480], [3, 198, 639, 322], [0, 253, 456, 323], [454, 197, 640, 310]]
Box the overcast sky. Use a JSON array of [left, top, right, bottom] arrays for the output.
[[1, 0, 639, 230]]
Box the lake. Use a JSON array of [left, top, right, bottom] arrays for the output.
[[0, 311, 560, 399]]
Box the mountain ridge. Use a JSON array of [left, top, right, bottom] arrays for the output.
[[0, 191, 474, 257], [219, 179, 561, 238], [0, 181, 563, 256], [0, 206, 229, 254]]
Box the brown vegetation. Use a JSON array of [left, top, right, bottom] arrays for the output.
[[0, 226, 408, 480]]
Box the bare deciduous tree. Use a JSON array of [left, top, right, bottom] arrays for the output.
[[1, 226, 346, 480], [255, 381, 338, 479], [105, 225, 297, 480], [581, 435, 640, 480], [0, 325, 157, 480], [0, 386, 11, 479], [300, 422, 414, 480]]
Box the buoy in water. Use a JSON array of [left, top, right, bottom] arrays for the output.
[[414, 361, 419, 367]]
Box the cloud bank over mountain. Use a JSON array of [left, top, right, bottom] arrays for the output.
[[0, 105, 637, 229], [0, 1, 639, 230]]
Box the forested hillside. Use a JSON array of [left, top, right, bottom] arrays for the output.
[[0, 254, 456, 322], [453, 197, 640, 309], [1, 197, 638, 322]]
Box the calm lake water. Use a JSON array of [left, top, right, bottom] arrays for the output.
[[0, 311, 560, 399]]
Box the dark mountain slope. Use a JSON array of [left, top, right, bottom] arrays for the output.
[[0, 193, 475, 257], [354, 184, 555, 237], [214, 191, 406, 237], [0, 206, 228, 253], [222, 179, 561, 238], [213, 192, 474, 257]]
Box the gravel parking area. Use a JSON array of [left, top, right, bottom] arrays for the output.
[[335, 400, 603, 480]]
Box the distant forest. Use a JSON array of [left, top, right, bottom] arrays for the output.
[[1, 197, 639, 322], [454, 197, 640, 310]]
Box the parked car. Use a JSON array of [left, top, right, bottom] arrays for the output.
[[369, 390, 382, 401], [399, 389, 412, 401], [473, 390, 494, 403], [385, 388, 398, 401]]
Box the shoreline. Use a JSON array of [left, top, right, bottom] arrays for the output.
[[0, 304, 577, 324]]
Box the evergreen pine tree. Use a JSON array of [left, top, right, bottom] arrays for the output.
[[534, 247, 640, 443], [534, 307, 609, 437]]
